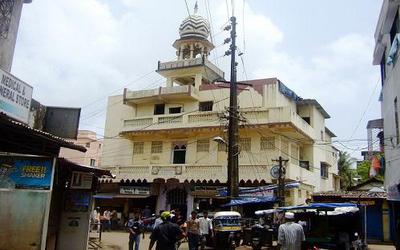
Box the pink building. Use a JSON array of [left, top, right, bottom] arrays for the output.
[[60, 130, 102, 167]]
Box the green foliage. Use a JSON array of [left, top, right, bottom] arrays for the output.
[[356, 161, 370, 182], [338, 151, 356, 190]]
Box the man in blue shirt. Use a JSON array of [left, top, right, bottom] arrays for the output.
[[127, 214, 144, 250]]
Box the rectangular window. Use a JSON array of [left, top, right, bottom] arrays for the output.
[[218, 142, 227, 152], [151, 141, 163, 154], [390, 12, 400, 45], [199, 101, 213, 111], [281, 139, 289, 155], [90, 159, 96, 167], [396, 97, 399, 144], [173, 143, 186, 164], [133, 142, 144, 154], [196, 139, 210, 152], [154, 104, 165, 115], [320, 162, 329, 179], [260, 137, 275, 150], [299, 161, 310, 170], [380, 53, 386, 86], [302, 117, 311, 125], [169, 107, 182, 114], [239, 138, 251, 151]]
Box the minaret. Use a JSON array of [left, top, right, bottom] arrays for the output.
[[156, 2, 224, 89], [0, 0, 32, 72]]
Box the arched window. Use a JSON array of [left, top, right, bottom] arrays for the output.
[[172, 143, 186, 164]]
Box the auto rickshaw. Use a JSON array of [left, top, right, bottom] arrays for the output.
[[212, 211, 242, 249]]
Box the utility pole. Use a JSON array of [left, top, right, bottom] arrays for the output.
[[227, 16, 239, 201], [273, 156, 288, 207]]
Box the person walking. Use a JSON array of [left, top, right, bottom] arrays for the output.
[[149, 211, 184, 250], [153, 210, 164, 230], [277, 212, 305, 250], [198, 211, 213, 250], [103, 209, 111, 232], [185, 211, 200, 250], [127, 214, 144, 250]]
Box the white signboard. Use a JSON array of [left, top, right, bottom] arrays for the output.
[[0, 68, 33, 123], [120, 186, 150, 195]]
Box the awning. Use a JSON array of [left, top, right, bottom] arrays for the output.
[[217, 182, 300, 197], [280, 202, 358, 211], [0, 113, 86, 156], [93, 193, 150, 199], [58, 158, 113, 178], [221, 196, 276, 207]]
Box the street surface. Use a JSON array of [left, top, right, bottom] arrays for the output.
[[90, 231, 395, 250]]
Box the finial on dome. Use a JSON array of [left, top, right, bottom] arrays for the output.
[[194, 1, 198, 14]]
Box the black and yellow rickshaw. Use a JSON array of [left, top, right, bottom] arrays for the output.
[[212, 211, 242, 249]]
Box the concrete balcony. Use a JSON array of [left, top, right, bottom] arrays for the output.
[[100, 164, 275, 183], [124, 85, 199, 104], [121, 106, 315, 140], [157, 57, 224, 82]]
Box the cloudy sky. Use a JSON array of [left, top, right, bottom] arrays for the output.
[[12, 0, 382, 158]]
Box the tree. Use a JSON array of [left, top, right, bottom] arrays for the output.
[[338, 151, 356, 190], [356, 161, 370, 183]]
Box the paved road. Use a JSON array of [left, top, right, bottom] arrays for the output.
[[90, 231, 395, 250]]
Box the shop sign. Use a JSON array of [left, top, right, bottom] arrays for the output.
[[0, 156, 53, 190], [120, 186, 150, 195], [70, 171, 93, 189], [0, 68, 33, 123]]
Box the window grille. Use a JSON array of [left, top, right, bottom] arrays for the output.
[[133, 142, 144, 154], [196, 139, 210, 152], [239, 138, 251, 151], [260, 137, 275, 150], [151, 141, 163, 154]]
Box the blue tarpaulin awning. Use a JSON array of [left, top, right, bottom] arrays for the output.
[[222, 196, 276, 207], [280, 202, 358, 211]]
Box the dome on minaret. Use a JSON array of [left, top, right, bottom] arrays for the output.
[[178, 4, 210, 40]]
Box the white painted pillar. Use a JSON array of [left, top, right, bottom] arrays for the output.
[[156, 184, 167, 213], [186, 194, 194, 219], [194, 73, 202, 89], [190, 44, 194, 59], [166, 77, 173, 87]]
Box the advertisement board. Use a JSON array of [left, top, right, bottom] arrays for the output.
[[0, 68, 33, 123], [0, 156, 53, 190]]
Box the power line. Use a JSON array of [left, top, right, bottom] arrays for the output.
[[184, 0, 191, 16]]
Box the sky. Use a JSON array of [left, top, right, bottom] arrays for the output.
[[12, 0, 383, 159]]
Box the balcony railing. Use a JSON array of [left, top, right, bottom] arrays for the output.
[[122, 106, 315, 139], [157, 58, 224, 79], [124, 85, 199, 104]]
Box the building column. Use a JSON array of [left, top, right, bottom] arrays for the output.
[[179, 45, 185, 60], [194, 73, 202, 89], [186, 194, 194, 219], [189, 44, 194, 59], [156, 184, 167, 213], [166, 77, 173, 87]]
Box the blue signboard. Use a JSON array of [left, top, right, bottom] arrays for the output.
[[0, 156, 53, 190]]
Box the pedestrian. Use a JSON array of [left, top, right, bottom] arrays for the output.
[[277, 212, 305, 250], [103, 209, 111, 232], [185, 211, 200, 250], [127, 214, 144, 250], [198, 211, 213, 250], [111, 210, 118, 230], [149, 211, 185, 250], [153, 210, 164, 230]]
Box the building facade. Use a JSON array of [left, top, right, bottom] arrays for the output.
[[60, 130, 102, 167], [373, 0, 400, 247], [99, 9, 339, 219]]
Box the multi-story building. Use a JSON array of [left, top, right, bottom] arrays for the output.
[[60, 130, 102, 167], [373, 0, 400, 246], [99, 9, 339, 219]]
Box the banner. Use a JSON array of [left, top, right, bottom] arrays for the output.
[[217, 182, 300, 197], [120, 186, 150, 195], [0, 156, 53, 190]]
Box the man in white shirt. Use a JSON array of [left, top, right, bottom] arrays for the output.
[[198, 211, 213, 250], [277, 212, 305, 250]]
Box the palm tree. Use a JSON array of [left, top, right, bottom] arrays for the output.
[[338, 151, 355, 190]]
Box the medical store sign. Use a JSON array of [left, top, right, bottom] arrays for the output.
[[0, 68, 33, 123], [120, 186, 150, 195], [0, 156, 53, 190]]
